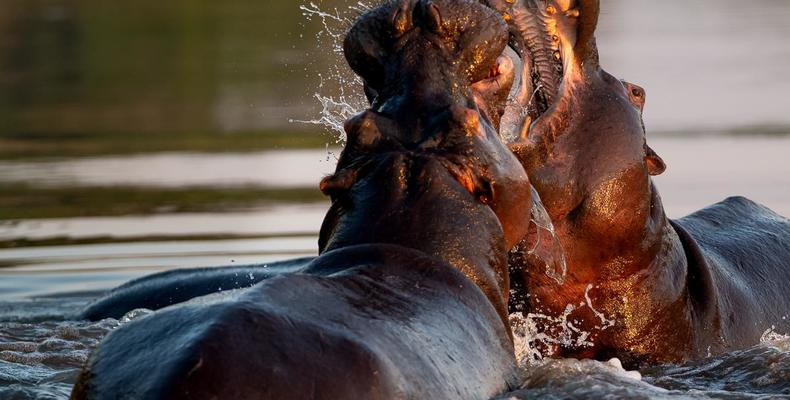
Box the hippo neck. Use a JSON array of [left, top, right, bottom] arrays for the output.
[[324, 209, 512, 333], [530, 176, 712, 362], [532, 175, 687, 287], [319, 163, 512, 329]]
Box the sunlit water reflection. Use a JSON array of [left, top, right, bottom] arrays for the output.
[[0, 150, 338, 188]]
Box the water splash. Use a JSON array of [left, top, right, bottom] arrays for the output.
[[761, 326, 790, 350], [584, 284, 615, 331], [119, 308, 153, 324], [291, 93, 360, 144], [510, 304, 596, 367], [510, 286, 617, 366], [526, 186, 567, 284], [291, 2, 370, 144]]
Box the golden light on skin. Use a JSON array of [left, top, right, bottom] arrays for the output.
[[555, 0, 575, 11], [393, 8, 410, 36], [396, 161, 409, 187], [464, 109, 482, 136], [586, 221, 693, 357], [472, 47, 486, 76], [456, 171, 477, 197], [587, 177, 627, 223]]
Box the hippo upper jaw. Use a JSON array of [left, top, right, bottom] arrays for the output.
[[484, 0, 602, 142]]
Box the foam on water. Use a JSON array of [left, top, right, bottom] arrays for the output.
[[500, 333, 790, 399], [0, 304, 146, 400], [504, 306, 790, 398]]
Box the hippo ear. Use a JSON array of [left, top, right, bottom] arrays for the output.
[[320, 169, 358, 197], [645, 145, 666, 176]]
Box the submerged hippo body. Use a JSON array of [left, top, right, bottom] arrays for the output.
[[81, 257, 313, 320], [489, 0, 790, 366], [72, 1, 534, 398], [672, 197, 790, 349]]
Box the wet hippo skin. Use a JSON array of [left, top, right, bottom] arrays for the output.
[[80, 257, 313, 321], [71, 1, 533, 398], [491, 0, 790, 367]]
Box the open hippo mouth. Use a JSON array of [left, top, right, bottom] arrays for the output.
[[485, 0, 599, 136]]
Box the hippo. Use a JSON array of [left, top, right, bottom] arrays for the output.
[[80, 257, 313, 320], [486, 0, 790, 367], [71, 1, 534, 398]]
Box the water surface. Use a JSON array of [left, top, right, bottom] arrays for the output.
[[2, 0, 790, 398]]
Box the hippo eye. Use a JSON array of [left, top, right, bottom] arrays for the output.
[[476, 179, 494, 206]]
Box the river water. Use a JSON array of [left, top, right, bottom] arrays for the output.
[[2, 0, 790, 398], [1, 135, 789, 399]]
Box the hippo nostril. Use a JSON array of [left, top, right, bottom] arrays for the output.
[[392, 1, 413, 36], [426, 3, 443, 33]]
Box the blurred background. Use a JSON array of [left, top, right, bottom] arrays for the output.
[[0, 0, 789, 298]]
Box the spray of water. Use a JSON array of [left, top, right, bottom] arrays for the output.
[[291, 2, 370, 145], [761, 325, 790, 351], [510, 292, 617, 368], [526, 186, 567, 285]]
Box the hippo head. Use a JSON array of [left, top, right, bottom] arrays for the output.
[[344, 0, 522, 134], [486, 0, 668, 285], [318, 0, 533, 327]]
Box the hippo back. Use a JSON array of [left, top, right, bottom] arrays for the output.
[[72, 245, 519, 400], [673, 196, 790, 345]]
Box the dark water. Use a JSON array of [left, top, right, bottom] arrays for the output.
[[2, 0, 790, 136], [0, 295, 788, 399]]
